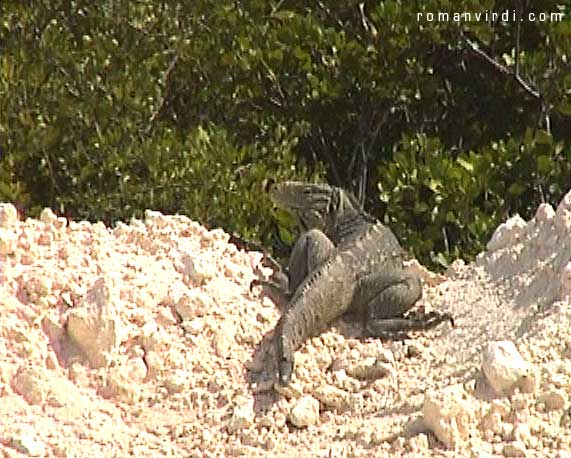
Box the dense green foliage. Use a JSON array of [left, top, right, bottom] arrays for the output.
[[1, 1, 570, 267]]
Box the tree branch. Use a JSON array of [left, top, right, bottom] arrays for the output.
[[317, 127, 343, 187], [460, 30, 540, 100], [144, 51, 180, 136]]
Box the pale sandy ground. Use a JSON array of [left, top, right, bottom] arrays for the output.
[[0, 191, 570, 458]]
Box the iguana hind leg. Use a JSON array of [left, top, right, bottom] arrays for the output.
[[354, 270, 451, 337], [366, 312, 454, 337], [253, 229, 334, 312]]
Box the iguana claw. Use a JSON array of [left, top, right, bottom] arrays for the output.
[[249, 278, 261, 292], [278, 358, 293, 386]]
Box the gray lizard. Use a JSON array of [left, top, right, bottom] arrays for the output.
[[259, 181, 452, 385]]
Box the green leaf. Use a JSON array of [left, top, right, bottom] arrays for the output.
[[457, 157, 474, 173], [507, 183, 525, 196], [536, 155, 551, 174], [535, 129, 553, 145], [558, 100, 571, 116], [272, 10, 295, 21]]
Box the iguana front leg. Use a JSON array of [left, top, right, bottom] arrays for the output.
[[353, 270, 453, 337], [252, 229, 335, 311]]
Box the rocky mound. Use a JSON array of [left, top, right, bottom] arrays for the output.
[[0, 191, 570, 457]]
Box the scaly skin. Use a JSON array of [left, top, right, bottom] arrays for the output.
[[277, 222, 407, 384], [266, 182, 452, 385]]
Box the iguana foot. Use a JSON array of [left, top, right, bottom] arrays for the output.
[[250, 278, 292, 312], [366, 311, 454, 338]]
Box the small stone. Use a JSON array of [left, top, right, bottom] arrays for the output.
[[124, 357, 148, 383], [99, 369, 142, 405], [503, 441, 527, 457], [512, 422, 532, 446], [409, 433, 429, 452], [0, 203, 18, 227], [45, 351, 59, 370], [66, 278, 121, 368], [11, 427, 46, 456], [157, 306, 178, 326], [174, 289, 212, 320], [213, 322, 237, 358], [0, 229, 17, 255], [314, 385, 353, 411], [288, 395, 320, 428], [346, 356, 394, 381], [538, 389, 567, 411], [39, 207, 58, 224], [164, 370, 190, 394], [181, 318, 205, 335], [178, 254, 215, 285], [480, 410, 503, 436], [274, 411, 287, 429], [144, 351, 164, 379], [422, 384, 474, 449], [491, 399, 509, 418], [482, 341, 536, 395], [144, 209, 166, 227], [500, 422, 515, 441], [36, 277, 52, 296], [406, 342, 423, 358], [274, 381, 304, 399], [332, 369, 361, 392], [227, 395, 255, 433], [11, 366, 48, 405]]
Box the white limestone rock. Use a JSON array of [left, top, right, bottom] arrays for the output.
[[39, 207, 58, 224], [164, 369, 190, 395], [538, 389, 567, 411], [346, 356, 395, 381], [0, 203, 18, 227], [482, 341, 536, 395], [66, 277, 122, 368], [288, 395, 320, 428], [313, 384, 353, 411], [0, 228, 17, 255], [177, 254, 216, 285], [10, 425, 46, 457], [173, 289, 212, 320], [486, 215, 527, 252], [213, 321, 237, 358], [227, 395, 255, 433], [422, 384, 475, 450], [11, 366, 49, 405]]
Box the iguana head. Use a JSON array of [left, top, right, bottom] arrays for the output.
[[267, 181, 361, 236]]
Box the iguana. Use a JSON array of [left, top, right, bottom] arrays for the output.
[[257, 181, 453, 385]]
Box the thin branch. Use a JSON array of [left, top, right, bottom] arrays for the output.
[[316, 1, 366, 46], [357, 143, 367, 206], [144, 51, 180, 136], [317, 127, 343, 186], [460, 31, 540, 100], [270, 0, 286, 16]]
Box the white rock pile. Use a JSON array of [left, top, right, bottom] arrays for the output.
[[0, 190, 570, 457]]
